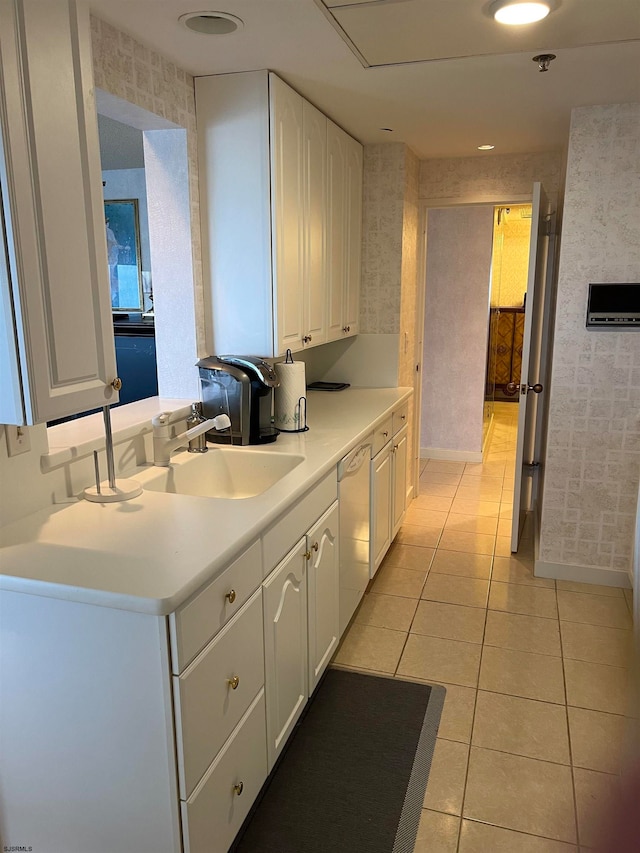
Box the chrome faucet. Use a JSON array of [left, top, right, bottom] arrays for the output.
[[186, 402, 208, 453], [152, 410, 231, 467]]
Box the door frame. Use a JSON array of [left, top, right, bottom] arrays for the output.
[[413, 194, 551, 543]]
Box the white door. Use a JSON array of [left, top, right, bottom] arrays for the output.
[[262, 537, 308, 771], [307, 502, 339, 694], [0, 0, 118, 425], [343, 134, 362, 337], [392, 425, 409, 537], [301, 100, 327, 348], [511, 183, 552, 551], [370, 443, 392, 577], [269, 73, 304, 355], [325, 120, 347, 342]]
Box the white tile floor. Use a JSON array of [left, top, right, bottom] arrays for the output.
[[335, 403, 635, 852]]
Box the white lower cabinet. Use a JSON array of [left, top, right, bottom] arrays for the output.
[[173, 589, 265, 800], [370, 442, 392, 577], [307, 501, 340, 693], [263, 537, 309, 771], [392, 425, 409, 538], [181, 690, 268, 853], [370, 411, 409, 576]]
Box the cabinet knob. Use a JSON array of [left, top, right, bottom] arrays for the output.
[[304, 550, 312, 561], [303, 335, 312, 344], [233, 781, 244, 796], [225, 589, 236, 604], [383, 431, 389, 438], [342, 325, 351, 333], [227, 675, 240, 690], [110, 377, 122, 391], [312, 541, 319, 552], [401, 414, 406, 420]]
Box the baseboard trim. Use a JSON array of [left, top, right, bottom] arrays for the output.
[[535, 556, 632, 589], [421, 447, 483, 463]]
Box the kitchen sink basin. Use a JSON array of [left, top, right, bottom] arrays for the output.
[[139, 447, 305, 500]]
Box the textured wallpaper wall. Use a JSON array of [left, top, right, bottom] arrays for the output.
[[419, 151, 563, 208], [421, 207, 495, 454], [539, 103, 640, 578], [360, 143, 408, 335], [398, 147, 421, 475], [90, 15, 205, 355], [493, 209, 531, 308]]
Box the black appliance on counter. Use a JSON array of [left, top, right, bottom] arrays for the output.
[[197, 355, 279, 445]]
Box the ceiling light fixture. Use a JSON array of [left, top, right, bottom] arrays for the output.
[[478, 144, 495, 150], [178, 11, 244, 35], [490, 1, 551, 25]]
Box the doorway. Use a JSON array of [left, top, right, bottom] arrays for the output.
[[484, 204, 533, 444], [416, 185, 554, 555]]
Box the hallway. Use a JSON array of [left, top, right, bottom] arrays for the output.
[[335, 403, 634, 852]]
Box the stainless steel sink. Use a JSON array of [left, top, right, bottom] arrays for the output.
[[138, 447, 305, 499]]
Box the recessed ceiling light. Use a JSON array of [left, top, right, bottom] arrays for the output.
[[478, 144, 495, 150], [178, 11, 244, 35], [490, 1, 551, 25]]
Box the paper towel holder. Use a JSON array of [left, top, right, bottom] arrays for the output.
[[278, 394, 309, 433], [276, 350, 309, 433]]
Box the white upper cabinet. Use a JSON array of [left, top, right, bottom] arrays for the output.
[[326, 121, 347, 343], [326, 121, 363, 342], [344, 135, 363, 337], [301, 100, 327, 349], [270, 75, 305, 355], [196, 70, 361, 358], [0, 0, 118, 425]]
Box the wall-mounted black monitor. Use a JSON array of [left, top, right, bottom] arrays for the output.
[[586, 283, 640, 327]]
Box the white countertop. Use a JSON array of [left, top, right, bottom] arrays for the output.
[[0, 388, 411, 615]]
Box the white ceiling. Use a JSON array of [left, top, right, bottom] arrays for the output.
[[87, 0, 640, 159]]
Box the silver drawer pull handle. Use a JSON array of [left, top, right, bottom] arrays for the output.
[[225, 589, 236, 604], [233, 781, 244, 796], [228, 675, 240, 690]]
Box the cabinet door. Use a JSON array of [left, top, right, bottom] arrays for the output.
[[392, 425, 409, 538], [343, 135, 363, 337], [370, 444, 392, 577], [301, 100, 327, 348], [269, 74, 304, 356], [263, 537, 308, 771], [326, 120, 347, 342], [0, 0, 118, 425], [307, 501, 339, 693]]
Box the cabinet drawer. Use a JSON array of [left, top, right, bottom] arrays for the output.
[[372, 417, 393, 456], [181, 689, 267, 853], [174, 590, 264, 800], [170, 539, 262, 674], [392, 402, 409, 435]]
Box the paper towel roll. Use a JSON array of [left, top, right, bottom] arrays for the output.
[[274, 358, 307, 431]]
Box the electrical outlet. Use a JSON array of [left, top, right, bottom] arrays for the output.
[[6, 424, 31, 457]]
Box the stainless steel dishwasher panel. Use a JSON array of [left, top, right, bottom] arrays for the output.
[[338, 442, 372, 636]]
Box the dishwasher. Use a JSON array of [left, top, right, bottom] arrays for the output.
[[338, 439, 372, 636]]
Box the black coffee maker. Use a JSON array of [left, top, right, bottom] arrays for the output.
[[197, 355, 280, 444]]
